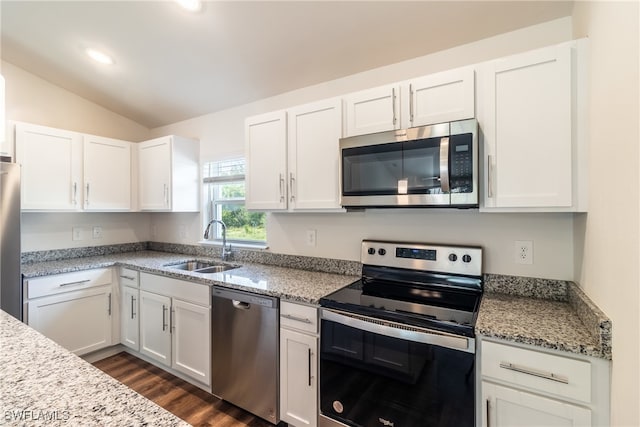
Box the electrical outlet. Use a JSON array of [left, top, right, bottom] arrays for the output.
[[306, 229, 317, 247], [72, 227, 83, 241], [179, 225, 187, 239], [92, 226, 103, 239], [515, 240, 533, 265]]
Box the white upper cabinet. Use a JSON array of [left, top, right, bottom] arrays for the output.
[[137, 135, 199, 212], [246, 99, 343, 212], [245, 111, 288, 211], [479, 40, 588, 211], [343, 84, 400, 137], [343, 66, 475, 137], [83, 135, 131, 211], [406, 66, 475, 128], [288, 98, 343, 210], [15, 122, 135, 212], [16, 122, 83, 211]]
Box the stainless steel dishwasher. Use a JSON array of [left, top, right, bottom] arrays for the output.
[[211, 286, 279, 424]]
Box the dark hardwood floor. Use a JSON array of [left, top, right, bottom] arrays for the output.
[[93, 352, 276, 427]]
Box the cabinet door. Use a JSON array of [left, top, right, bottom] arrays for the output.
[[27, 286, 113, 355], [120, 285, 139, 351], [15, 122, 82, 210], [288, 98, 343, 210], [482, 382, 591, 427], [139, 290, 172, 366], [482, 44, 573, 208], [343, 84, 399, 137], [245, 111, 288, 210], [408, 66, 475, 127], [83, 135, 131, 211], [138, 137, 172, 211], [280, 328, 318, 427], [172, 299, 211, 386]]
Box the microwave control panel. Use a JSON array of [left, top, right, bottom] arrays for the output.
[[449, 133, 473, 193]]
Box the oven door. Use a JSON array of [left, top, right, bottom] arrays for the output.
[[339, 129, 451, 208], [319, 309, 475, 427]]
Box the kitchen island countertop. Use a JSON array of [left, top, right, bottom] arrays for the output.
[[0, 309, 189, 427]]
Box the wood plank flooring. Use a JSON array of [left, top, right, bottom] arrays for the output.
[[93, 352, 277, 427]]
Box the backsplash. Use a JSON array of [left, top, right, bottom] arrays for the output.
[[21, 242, 148, 264]]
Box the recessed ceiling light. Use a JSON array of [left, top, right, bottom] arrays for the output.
[[86, 48, 114, 65], [175, 0, 202, 12]]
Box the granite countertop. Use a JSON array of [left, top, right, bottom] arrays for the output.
[[477, 276, 612, 360], [21, 251, 358, 305], [0, 310, 189, 427]]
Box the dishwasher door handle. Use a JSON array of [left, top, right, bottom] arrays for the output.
[[232, 300, 251, 310]]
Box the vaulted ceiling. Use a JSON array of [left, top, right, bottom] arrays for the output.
[[1, 1, 574, 128]]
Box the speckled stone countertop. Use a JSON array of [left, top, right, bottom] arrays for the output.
[[21, 251, 358, 304], [0, 310, 189, 427], [477, 275, 612, 360]]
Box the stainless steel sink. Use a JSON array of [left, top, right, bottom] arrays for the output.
[[164, 261, 238, 274]]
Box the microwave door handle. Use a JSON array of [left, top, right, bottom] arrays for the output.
[[440, 137, 450, 193]]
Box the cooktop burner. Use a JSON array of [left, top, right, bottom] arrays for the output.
[[320, 240, 483, 337]]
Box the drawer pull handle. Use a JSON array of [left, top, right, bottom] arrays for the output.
[[499, 361, 569, 384], [120, 275, 136, 281], [59, 279, 90, 287], [282, 313, 312, 324]]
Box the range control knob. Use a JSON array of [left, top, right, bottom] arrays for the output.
[[448, 253, 458, 262], [378, 248, 387, 256], [462, 254, 472, 263], [367, 247, 376, 255]]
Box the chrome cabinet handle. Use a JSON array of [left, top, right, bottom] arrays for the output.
[[170, 307, 175, 333], [439, 137, 450, 193], [289, 173, 295, 202], [487, 155, 494, 198], [409, 83, 414, 124], [72, 182, 78, 205], [120, 275, 136, 281], [486, 399, 490, 427], [131, 295, 136, 319], [107, 293, 112, 316], [282, 313, 312, 324], [163, 184, 169, 207], [59, 279, 90, 287], [85, 183, 90, 206], [162, 305, 168, 331], [391, 87, 397, 127], [499, 361, 569, 384], [279, 173, 285, 202], [308, 348, 313, 386]]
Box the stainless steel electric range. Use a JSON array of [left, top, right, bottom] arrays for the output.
[[319, 240, 483, 427]]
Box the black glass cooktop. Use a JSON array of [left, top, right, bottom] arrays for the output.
[[320, 267, 483, 337]]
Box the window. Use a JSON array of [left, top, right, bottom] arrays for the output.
[[203, 158, 266, 244]]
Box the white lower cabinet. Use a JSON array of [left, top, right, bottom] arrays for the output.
[[480, 338, 610, 427], [25, 268, 114, 356], [483, 382, 591, 427], [280, 301, 318, 427], [138, 272, 211, 389], [120, 285, 140, 351]]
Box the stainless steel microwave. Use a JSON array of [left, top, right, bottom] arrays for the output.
[[339, 119, 478, 208]]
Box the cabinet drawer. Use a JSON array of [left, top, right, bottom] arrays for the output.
[[26, 268, 113, 299], [281, 301, 318, 334], [482, 340, 592, 404], [118, 267, 139, 287], [140, 272, 210, 307]]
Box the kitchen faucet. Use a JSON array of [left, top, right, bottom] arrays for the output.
[[203, 219, 232, 261]]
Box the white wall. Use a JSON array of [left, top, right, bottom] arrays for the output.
[[21, 213, 151, 252], [2, 60, 154, 252], [150, 17, 576, 280], [572, 2, 640, 426]]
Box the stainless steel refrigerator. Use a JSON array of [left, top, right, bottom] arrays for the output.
[[0, 159, 22, 320]]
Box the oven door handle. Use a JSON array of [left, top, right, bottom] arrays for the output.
[[321, 308, 474, 353]]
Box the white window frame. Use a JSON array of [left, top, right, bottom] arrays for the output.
[[202, 158, 266, 247]]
